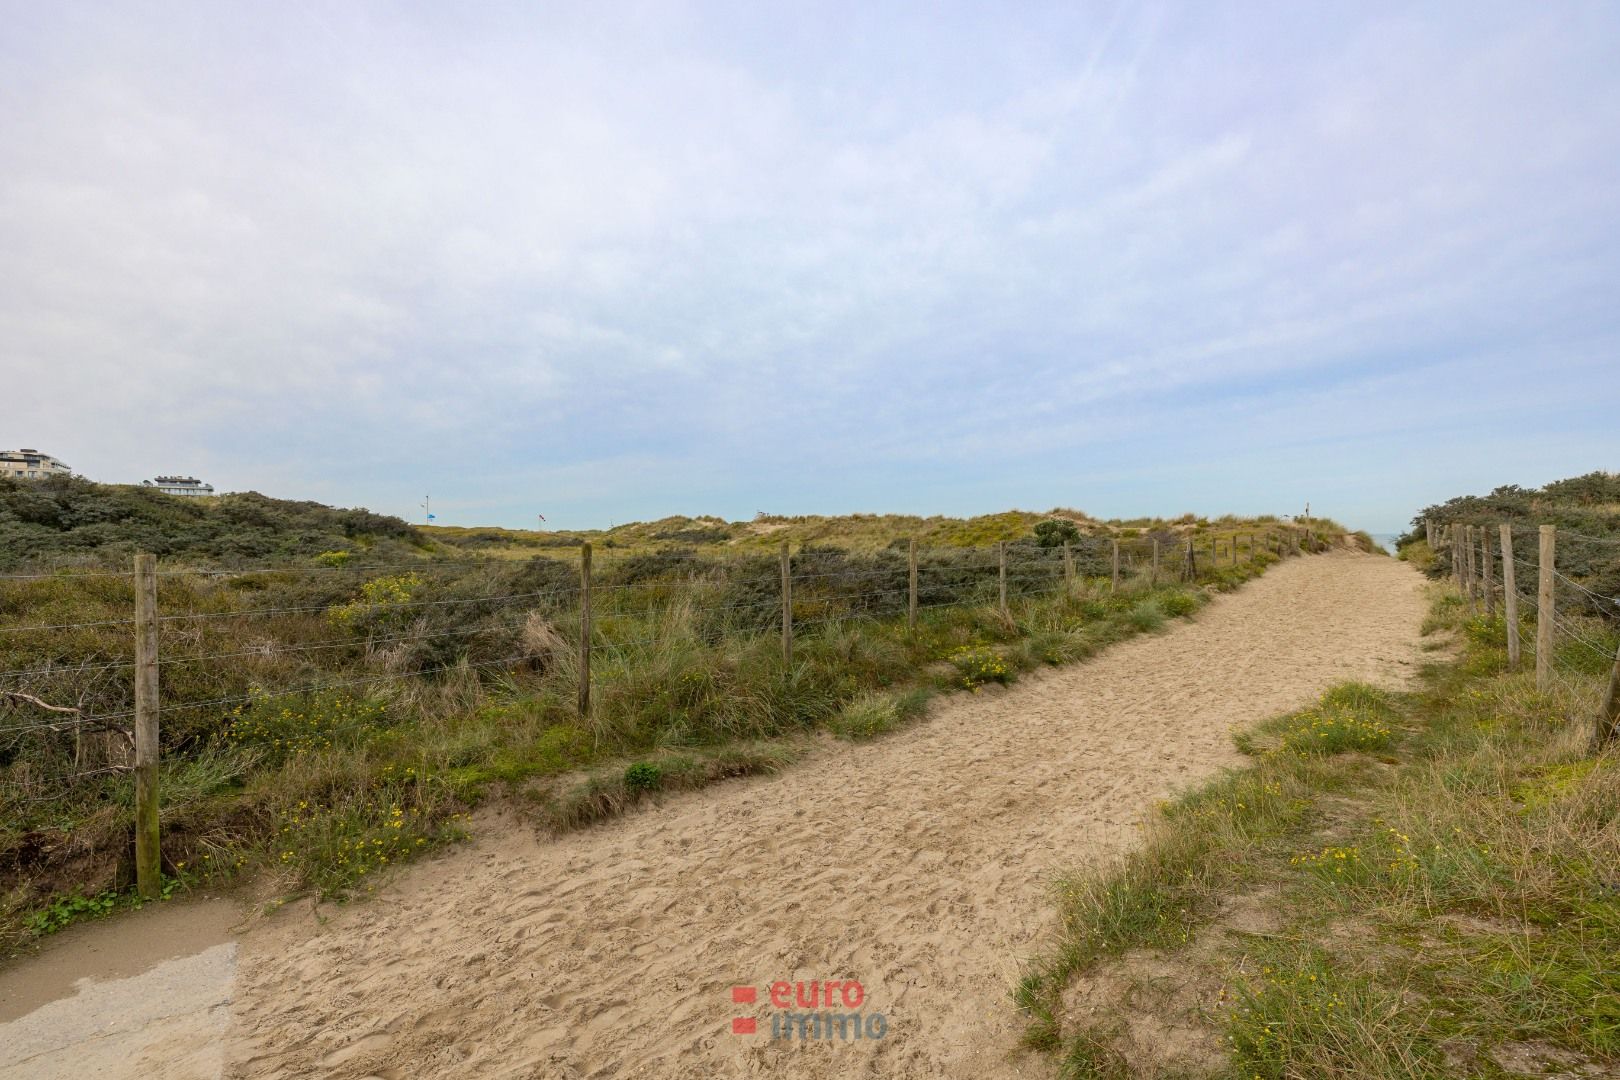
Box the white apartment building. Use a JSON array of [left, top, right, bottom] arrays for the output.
[[144, 476, 215, 497], [1, 449, 72, 480]]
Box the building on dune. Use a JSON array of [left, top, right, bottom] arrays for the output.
[[143, 475, 216, 497], [0, 448, 72, 479]]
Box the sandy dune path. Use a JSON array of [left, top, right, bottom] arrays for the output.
[[228, 551, 1428, 1079]]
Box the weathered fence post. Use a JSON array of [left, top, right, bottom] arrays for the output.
[[997, 541, 1008, 617], [908, 539, 918, 632], [1458, 524, 1470, 592], [1597, 639, 1620, 750], [578, 543, 592, 717], [781, 541, 793, 665], [133, 553, 161, 900], [1500, 524, 1520, 671], [1482, 528, 1495, 618], [1110, 539, 1120, 594], [1151, 538, 1160, 585], [1062, 541, 1075, 596], [1184, 538, 1197, 581], [1465, 525, 1478, 609], [1536, 525, 1555, 694]]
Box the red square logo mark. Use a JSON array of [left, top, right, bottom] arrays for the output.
[[731, 986, 756, 1004], [731, 1017, 757, 1035]]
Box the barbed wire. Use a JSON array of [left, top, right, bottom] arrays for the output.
[[1548, 613, 1618, 661], [0, 561, 475, 582], [0, 536, 1304, 793], [0, 656, 135, 680], [0, 765, 135, 804], [49, 649, 551, 730], [1553, 569, 1620, 608]]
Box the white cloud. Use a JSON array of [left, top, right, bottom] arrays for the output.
[[1, 1, 1616, 527]]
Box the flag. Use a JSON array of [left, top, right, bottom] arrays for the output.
[[427, 513, 436, 521]]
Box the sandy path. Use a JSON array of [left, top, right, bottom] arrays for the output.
[[226, 551, 1428, 1079]]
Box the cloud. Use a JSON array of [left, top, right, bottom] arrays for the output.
[[1, 1, 1617, 532]]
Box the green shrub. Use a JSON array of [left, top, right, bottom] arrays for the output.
[[1275, 705, 1395, 755], [1124, 599, 1165, 633], [26, 889, 121, 935], [827, 689, 931, 741], [950, 645, 1011, 689], [274, 792, 456, 895], [1034, 519, 1082, 548], [1160, 591, 1198, 617], [624, 761, 663, 792]]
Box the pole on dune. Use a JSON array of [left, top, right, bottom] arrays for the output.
[[908, 539, 919, 632], [578, 542, 592, 717]]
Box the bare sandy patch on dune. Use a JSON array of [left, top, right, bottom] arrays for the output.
[[222, 550, 1428, 1079]]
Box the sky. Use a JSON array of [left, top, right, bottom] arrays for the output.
[[2, 2, 1617, 535]]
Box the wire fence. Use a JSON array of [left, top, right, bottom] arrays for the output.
[[1, 525, 1330, 892], [1429, 521, 1620, 749]]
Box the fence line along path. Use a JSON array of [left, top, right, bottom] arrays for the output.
[[225, 549, 1429, 1080], [1, 526, 1318, 880]]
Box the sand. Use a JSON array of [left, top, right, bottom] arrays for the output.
[[216, 550, 1430, 1079], [0, 897, 243, 1080]]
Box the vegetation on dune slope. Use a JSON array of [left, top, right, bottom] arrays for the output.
[[0, 474, 425, 570], [427, 509, 1356, 559], [1400, 469, 1620, 624], [1014, 589, 1620, 1078], [0, 478, 1357, 953]]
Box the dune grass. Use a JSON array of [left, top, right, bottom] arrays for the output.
[[2, 522, 1322, 951], [1013, 588, 1620, 1078]]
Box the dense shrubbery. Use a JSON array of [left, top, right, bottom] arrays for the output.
[[0, 494, 1331, 945], [1403, 470, 1620, 621], [1033, 518, 1081, 548], [0, 475, 422, 569]]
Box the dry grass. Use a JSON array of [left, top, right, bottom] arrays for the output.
[[1014, 586, 1620, 1078]]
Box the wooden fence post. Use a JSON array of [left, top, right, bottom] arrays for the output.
[[1151, 538, 1159, 585], [1466, 526, 1478, 609], [1110, 539, 1120, 593], [908, 539, 918, 632], [1596, 639, 1620, 750], [1460, 526, 1471, 611], [1062, 541, 1075, 596], [1458, 524, 1470, 592], [1481, 528, 1495, 618], [997, 542, 1008, 617], [133, 553, 161, 901], [1500, 524, 1520, 671], [1536, 525, 1555, 694], [1185, 538, 1197, 581], [578, 543, 592, 717], [781, 541, 793, 665]]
